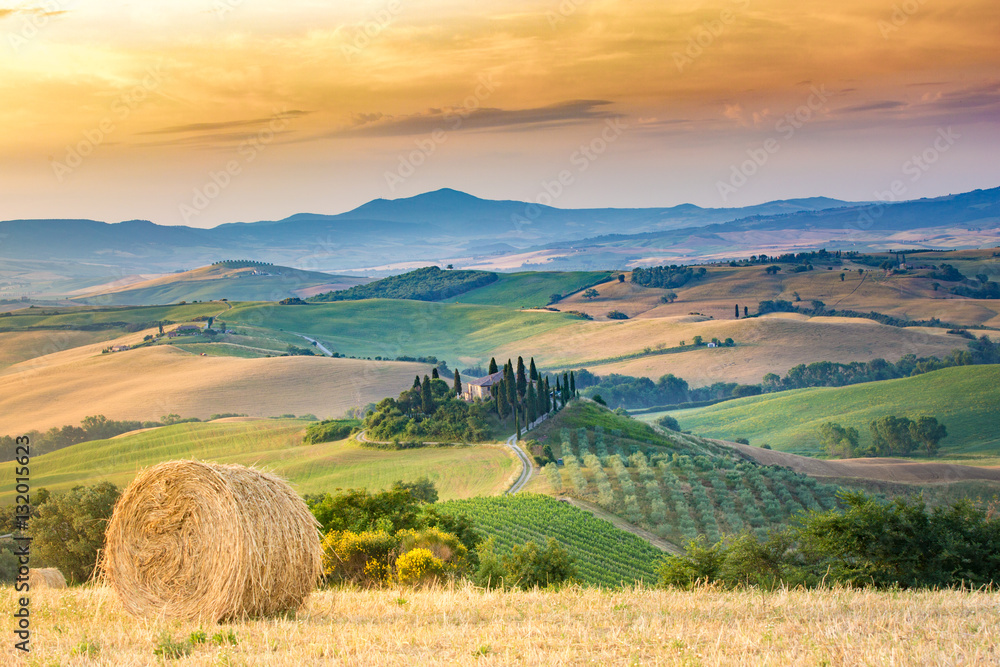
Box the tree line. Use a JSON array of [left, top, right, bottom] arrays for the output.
[[309, 266, 498, 302]]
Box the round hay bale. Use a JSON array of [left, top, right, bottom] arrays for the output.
[[101, 460, 322, 621], [29, 568, 67, 589]]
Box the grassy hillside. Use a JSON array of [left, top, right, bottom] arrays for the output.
[[554, 260, 1000, 329], [498, 313, 966, 386], [665, 365, 1000, 461], [74, 263, 363, 305], [445, 271, 613, 308], [225, 299, 577, 363], [438, 494, 664, 586], [0, 345, 430, 433], [0, 420, 515, 503], [0, 302, 227, 332], [310, 266, 498, 302]]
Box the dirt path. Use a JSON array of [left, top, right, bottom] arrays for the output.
[[561, 497, 682, 555], [719, 440, 1000, 484]]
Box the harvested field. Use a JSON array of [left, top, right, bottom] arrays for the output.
[[0, 345, 428, 433], [3, 585, 998, 665]]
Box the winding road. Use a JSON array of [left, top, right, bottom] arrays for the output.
[[354, 427, 536, 495], [293, 333, 333, 356]]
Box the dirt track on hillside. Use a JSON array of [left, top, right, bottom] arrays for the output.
[[721, 441, 1000, 484]]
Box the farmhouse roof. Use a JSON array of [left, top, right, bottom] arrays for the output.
[[468, 371, 504, 387]]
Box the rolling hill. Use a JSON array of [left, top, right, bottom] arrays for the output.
[[662, 365, 1000, 462], [74, 262, 365, 305], [0, 419, 516, 503], [0, 343, 431, 433]]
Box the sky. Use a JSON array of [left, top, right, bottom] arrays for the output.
[[1, 0, 999, 227]]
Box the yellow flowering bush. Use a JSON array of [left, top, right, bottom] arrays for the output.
[[396, 548, 445, 586]]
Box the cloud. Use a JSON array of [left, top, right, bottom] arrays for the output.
[[140, 111, 310, 136], [322, 100, 619, 138], [839, 100, 907, 113]]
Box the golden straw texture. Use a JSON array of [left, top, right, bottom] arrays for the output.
[[28, 568, 67, 589], [101, 460, 322, 622]]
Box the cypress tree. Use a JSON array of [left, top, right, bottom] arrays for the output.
[[544, 377, 552, 413], [554, 378, 562, 409], [527, 383, 538, 424], [505, 363, 517, 411], [516, 356, 527, 398], [413, 375, 421, 389], [453, 369, 462, 397], [420, 375, 435, 414], [432, 367, 439, 379], [563, 372, 570, 403], [529, 357, 538, 382], [514, 406, 520, 441], [488, 357, 498, 374], [570, 371, 576, 396], [735, 304, 740, 319]]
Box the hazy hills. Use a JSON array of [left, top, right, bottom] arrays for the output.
[[2, 187, 997, 284]]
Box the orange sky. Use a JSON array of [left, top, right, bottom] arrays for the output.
[[1, 0, 998, 226]]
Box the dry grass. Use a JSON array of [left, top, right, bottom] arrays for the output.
[[101, 460, 322, 622], [0, 345, 428, 433], [501, 313, 964, 385], [3, 584, 998, 665], [28, 568, 66, 589], [555, 265, 1000, 328]]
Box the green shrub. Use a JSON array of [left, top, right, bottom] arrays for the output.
[[303, 419, 360, 444]]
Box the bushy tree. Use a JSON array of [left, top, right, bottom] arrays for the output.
[[32, 482, 121, 584], [869, 416, 916, 456], [817, 422, 860, 458], [909, 416, 947, 455], [502, 538, 577, 589]]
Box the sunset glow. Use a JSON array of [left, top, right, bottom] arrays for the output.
[[2, 0, 998, 225]]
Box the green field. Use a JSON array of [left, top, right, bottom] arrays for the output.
[[224, 299, 577, 362], [664, 365, 1000, 461], [0, 302, 228, 332], [444, 271, 613, 308], [77, 264, 357, 305], [437, 494, 664, 586], [0, 420, 516, 503]]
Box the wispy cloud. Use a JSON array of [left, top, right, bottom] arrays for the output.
[[140, 111, 310, 136], [323, 100, 619, 138], [839, 100, 906, 113]]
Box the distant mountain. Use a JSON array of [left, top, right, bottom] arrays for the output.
[[1, 187, 996, 281]]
